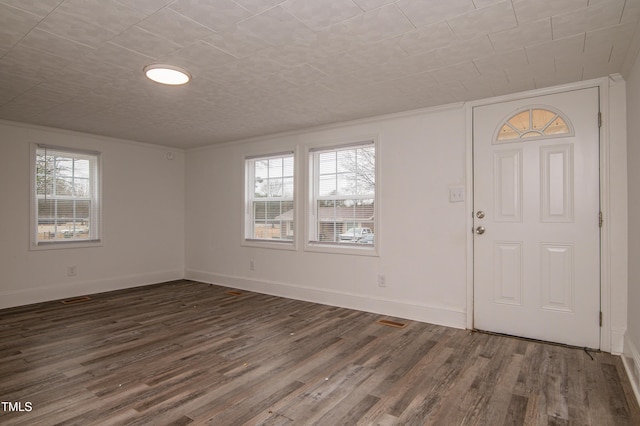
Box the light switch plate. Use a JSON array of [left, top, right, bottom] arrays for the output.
[[449, 186, 465, 202]]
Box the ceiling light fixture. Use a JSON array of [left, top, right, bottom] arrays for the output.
[[143, 64, 191, 85]]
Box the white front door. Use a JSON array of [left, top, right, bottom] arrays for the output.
[[473, 87, 601, 348]]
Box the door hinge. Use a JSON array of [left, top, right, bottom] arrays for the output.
[[599, 311, 603, 327], [599, 211, 603, 228], [598, 111, 602, 128]]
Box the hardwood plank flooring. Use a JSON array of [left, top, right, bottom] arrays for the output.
[[0, 280, 638, 425]]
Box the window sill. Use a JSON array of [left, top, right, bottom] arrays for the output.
[[30, 240, 103, 251], [304, 242, 379, 257], [242, 239, 297, 251]]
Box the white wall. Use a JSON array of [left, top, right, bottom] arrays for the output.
[[625, 48, 640, 391], [185, 80, 630, 341], [0, 121, 185, 309], [185, 105, 469, 327]]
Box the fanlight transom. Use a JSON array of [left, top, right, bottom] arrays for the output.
[[495, 107, 573, 143]]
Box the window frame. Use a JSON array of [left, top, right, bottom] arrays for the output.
[[242, 150, 297, 251], [305, 138, 379, 257], [30, 144, 102, 250]]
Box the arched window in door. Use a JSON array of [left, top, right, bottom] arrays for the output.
[[494, 106, 574, 143]]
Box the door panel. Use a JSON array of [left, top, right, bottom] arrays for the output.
[[541, 144, 573, 222], [473, 88, 600, 348], [493, 149, 522, 222]]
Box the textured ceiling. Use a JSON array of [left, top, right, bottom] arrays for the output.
[[1, 0, 639, 148]]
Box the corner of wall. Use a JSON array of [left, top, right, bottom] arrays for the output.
[[622, 22, 640, 79]]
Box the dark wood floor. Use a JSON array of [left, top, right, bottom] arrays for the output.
[[0, 280, 638, 425]]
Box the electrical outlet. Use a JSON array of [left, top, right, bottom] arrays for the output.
[[249, 259, 255, 271], [67, 265, 77, 277], [378, 274, 386, 287]]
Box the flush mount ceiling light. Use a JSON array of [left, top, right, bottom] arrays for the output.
[[143, 64, 191, 85]]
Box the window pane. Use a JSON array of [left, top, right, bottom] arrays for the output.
[[497, 124, 519, 140], [357, 172, 375, 195], [38, 199, 55, 219], [531, 109, 556, 130], [74, 177, 90, 197], [254, 201, 266, 221], [544, 117, 569, 135], [319, 175, 336, 196], [55, 177, 73, 196], [337, 173, 356, 196], [55, 157, 73, 177], [319, 152, 336, 174], [283, 156, 294, 177], [508, 110, 530, 132], [358, 147, 375, 171], [255, 160, 268, 180], [255, 178, 268, 198], [268, 158, 283, 178], [56, 199, 74, 221], [337, 150, 354, 173], [315, 199, 374, 243], [37, 174, 53, 196], [75, 200, 90, 219], [283, 177, 294, 198], [74, 158, 90, 178]]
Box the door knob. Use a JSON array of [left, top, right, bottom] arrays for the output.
[[475, 226, 485, 235]]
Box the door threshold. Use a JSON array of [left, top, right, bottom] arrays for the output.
[[472, 329, 600, 354]]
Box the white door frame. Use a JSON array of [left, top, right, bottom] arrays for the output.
[[465, 76, 623, 353]]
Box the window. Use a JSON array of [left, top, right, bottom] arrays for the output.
[[244, 152, 295, 244], [32, 145, 101, 247], [495, 107, 573, 143], [308, 141, 376, 251]]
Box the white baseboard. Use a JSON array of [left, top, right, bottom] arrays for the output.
[[623, 333, 640, 407], [185, 269, 467, 329], [0, 269, 184, 310]]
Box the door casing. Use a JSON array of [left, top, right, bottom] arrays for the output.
[[465, 76, 619, 352]]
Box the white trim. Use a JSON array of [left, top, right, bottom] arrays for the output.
[[622, 333, 640, 407], [465, 76, 614, 352], [185, 269, 466, 329], [0, 269, 183, 310], [29, 143, 104, 251], [241, 148, 299, 251]]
